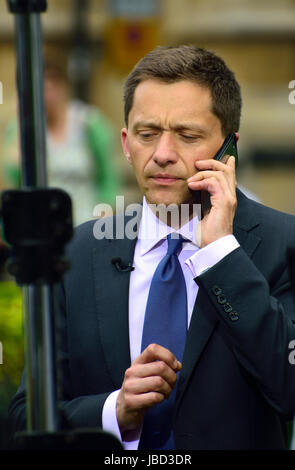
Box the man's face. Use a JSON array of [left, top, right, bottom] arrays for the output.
[[121, 79, 225, 207]]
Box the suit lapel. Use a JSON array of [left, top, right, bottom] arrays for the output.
[[92, 213, 140, 389], [232, 189, 262, 259], [176, 189, 262, 406]]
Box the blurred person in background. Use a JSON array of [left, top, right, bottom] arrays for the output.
[[2, 59, 120, 226]]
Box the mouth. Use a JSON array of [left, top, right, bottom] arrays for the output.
[[151, 174, 182, 185]]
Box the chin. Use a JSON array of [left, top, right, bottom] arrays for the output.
[[145, 190, 190, 208]]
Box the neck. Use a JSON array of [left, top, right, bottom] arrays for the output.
[[147, 196, 201, 229]]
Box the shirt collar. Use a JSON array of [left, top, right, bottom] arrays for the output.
[[138, 197, 201, 256]]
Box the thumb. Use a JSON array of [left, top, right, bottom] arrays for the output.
[[227, 155, 236, 169]]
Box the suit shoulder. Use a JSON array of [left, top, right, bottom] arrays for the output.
[[250, 198, 295, 227], [238, 189, 295, 224], [67, 217, 114, 255], [72, 219, 98, 245], [66, 212, 138, 254], [240, 194, 295, 245]]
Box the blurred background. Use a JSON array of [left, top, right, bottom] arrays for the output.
[[0, 0, 295, 448]]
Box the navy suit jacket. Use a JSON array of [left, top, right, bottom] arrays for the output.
[[9, 190, 295, 449]]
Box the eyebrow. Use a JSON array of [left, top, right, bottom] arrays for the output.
[[133, 121, 161, 131], [132, 120, 208, 135], [172, 123, 208, 134]]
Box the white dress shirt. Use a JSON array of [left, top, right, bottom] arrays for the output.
[[102, 198, 240, 449]]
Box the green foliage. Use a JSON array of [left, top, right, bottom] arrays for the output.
[[0, 281, 24, 415]]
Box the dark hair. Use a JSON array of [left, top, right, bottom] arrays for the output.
[[123, 45, 242, 136], [44, 60, 69, 84]]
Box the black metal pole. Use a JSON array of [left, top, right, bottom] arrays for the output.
[[11, 1, 47, 187], [23, 285, 58, 432], [7, 0, 58, 433]]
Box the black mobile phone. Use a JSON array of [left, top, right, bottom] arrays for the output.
[[213, 132, 238, 167], [199, 133, 238, 216]]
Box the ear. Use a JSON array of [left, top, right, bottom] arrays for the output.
[[121, 128, 132, 165], [235, 132, 239, 142]]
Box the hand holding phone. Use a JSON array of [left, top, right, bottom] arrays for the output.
[[199, 133, 238, 216], [187, 133, 238, 247]]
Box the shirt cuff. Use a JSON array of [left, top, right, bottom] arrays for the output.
[[185, 234, 240, 278], [102, 390, 141, 450]]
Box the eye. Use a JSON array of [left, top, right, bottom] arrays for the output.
[[180, 134, 199, 142], [138, 131, 158, 140]]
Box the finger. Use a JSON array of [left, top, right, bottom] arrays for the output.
[[125, 375, 173, 399], [194, 155, 236, 172], [189, 158, 236, 192], [188, 170, 226, 183], [128, 361, 179, 388], [134, 343, 181, 371], [225, 156, 237, 190], [124, 390, 165, 412], [226, 155, 236, 170], [188, 171, 231, 193], [188, 177, 222, 196], [189, 177, 235, 207]]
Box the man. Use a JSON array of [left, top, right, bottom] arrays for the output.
[[9, 45, 295, 450]]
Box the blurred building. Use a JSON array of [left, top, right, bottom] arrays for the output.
[[0, 0, 295, 212]]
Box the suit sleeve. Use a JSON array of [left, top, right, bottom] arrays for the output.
[[195, 230, 295, 418]]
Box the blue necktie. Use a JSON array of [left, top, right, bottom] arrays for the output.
[[139, 234, 187, 450]]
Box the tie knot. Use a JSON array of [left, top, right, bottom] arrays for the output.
[[167, 233, 184, 256]]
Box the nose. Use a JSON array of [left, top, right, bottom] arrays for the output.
[[153, 132, 178, 166]]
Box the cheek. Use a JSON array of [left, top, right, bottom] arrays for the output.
[[129, 155, 146, 180], [129, 145, 152, 172], [180, 148, 205, 175], [183, 142, 220, 173]]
